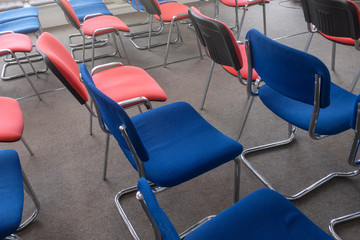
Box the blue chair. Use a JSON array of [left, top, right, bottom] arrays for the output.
[[0, 149, 40, 239], [240, 29, 360, 200], [68, 0, 104, 8], [80, 63, 243, 239], [136, 177, 334, 240]]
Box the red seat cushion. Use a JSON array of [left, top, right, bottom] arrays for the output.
[[0, 33, 33, 56], [319, 31, 358, 46], [154, 2, 189, 22], [82, 15, 130, 36], [93, 66, 167, 107], [220, 0, 269, 7], [0, 97, 24, 142], [222, 42, 259, 80]]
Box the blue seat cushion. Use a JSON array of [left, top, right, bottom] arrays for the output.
[[0, 17, 39, 34], [73, 3, 113, 22], [69, 0, 104, 7], [0, 149, 24, 239], [259, 82, 357, 135], [185, 188, 334, 240], [131, 102, 243, 187], [0, 6, 38, 24], [131, 0, 175, 11]]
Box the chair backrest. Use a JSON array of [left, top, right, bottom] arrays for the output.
[[188, 7, 242, 70], [137, 178, 180, 240], [301, 0, 360, 40], [55, 0, 81, 29], [36, 32, 89, 104], [138, 0, 161, 16], [246, 29, 331, 108], [80, 63, 149, 168]]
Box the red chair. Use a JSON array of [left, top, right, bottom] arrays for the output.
[[188, 7, 259, 140], [36, 32, 167, 180], [130, 0, 202, 67], [0, 32, 46, 100], [301, 0, 360, 92], [0, 97, 34, 155], [56, 0, 130, 68], [215, 0, 269, 39]]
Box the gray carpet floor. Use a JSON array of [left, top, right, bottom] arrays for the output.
[[1, 0, 360, 239]]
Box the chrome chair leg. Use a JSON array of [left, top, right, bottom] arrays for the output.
[[262, 1, 267, 36], [103, 133, 110, 181], [236, 95, 255, 141], [304, 32, 314, 52], [163, 21, 175, 67], [241, 124, 360, 200], [20, 137, 34, 156], [233, 157, 241, 202], [17, 169, 40, 232], [350, 67, 360, 93], [200, 60, 215, 110], [329, 212, 360, 240], [331, 42, 336, 71]]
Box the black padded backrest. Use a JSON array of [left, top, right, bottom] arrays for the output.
[[138, 0, 161, 16], [188, 7, 242, 70], [301, 0, 360, 39]]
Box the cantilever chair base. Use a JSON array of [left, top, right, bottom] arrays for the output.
[[329, 211, 360, 240], [1, 57, 47, 81], [241, 125, 360, 200], [115, 158, 241, 240]]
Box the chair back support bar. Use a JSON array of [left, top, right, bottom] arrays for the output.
[[301, 0, 360, 40], [245, 29, 331, 108], [188, 7, 242, 70]]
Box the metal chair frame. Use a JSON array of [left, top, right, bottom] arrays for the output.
[[239, 38, 360, 201], [329, 211, 360, 240], [215, 0, 267, 39]]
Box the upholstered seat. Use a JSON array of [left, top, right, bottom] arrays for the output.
[[154, 2, 189, 22], [0, 17, 40, 34], [81, 15, 129, 36], [0, 6, 38, 23], [0, 97, 24, 142]]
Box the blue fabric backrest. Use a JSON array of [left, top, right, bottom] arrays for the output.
[[80, 64, 149, 167], [137, 178, 180, 240], [246, 29, 331, 108]]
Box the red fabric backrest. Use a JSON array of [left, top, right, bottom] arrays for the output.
[[36, 32, 89, 104]]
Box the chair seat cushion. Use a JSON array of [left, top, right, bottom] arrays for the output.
[[131, 101, 243, 187], [220, 0, 269, 8], [319, 31, 358, 46], [222, 42, 259, 80], [82, 15, 130, 36], [0, 97, 24, 142], [0, 33, 33, 55], [0, 149, 24, 239], [73, 3, 112, 22], [0, 6, 38, 24], [259, 83, 356, 135], [93, 66, 167, 106], [0, 17, 39, 34], [154, 2, 189, 22], [69, 0, 103, 8], [185, 188, 333, 240]]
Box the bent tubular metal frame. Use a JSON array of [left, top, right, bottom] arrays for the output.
[[17, 169, 40, 232], [114, 124, 241, 239], [329, 211, 360, 240], [240, 40, 360, 201]]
